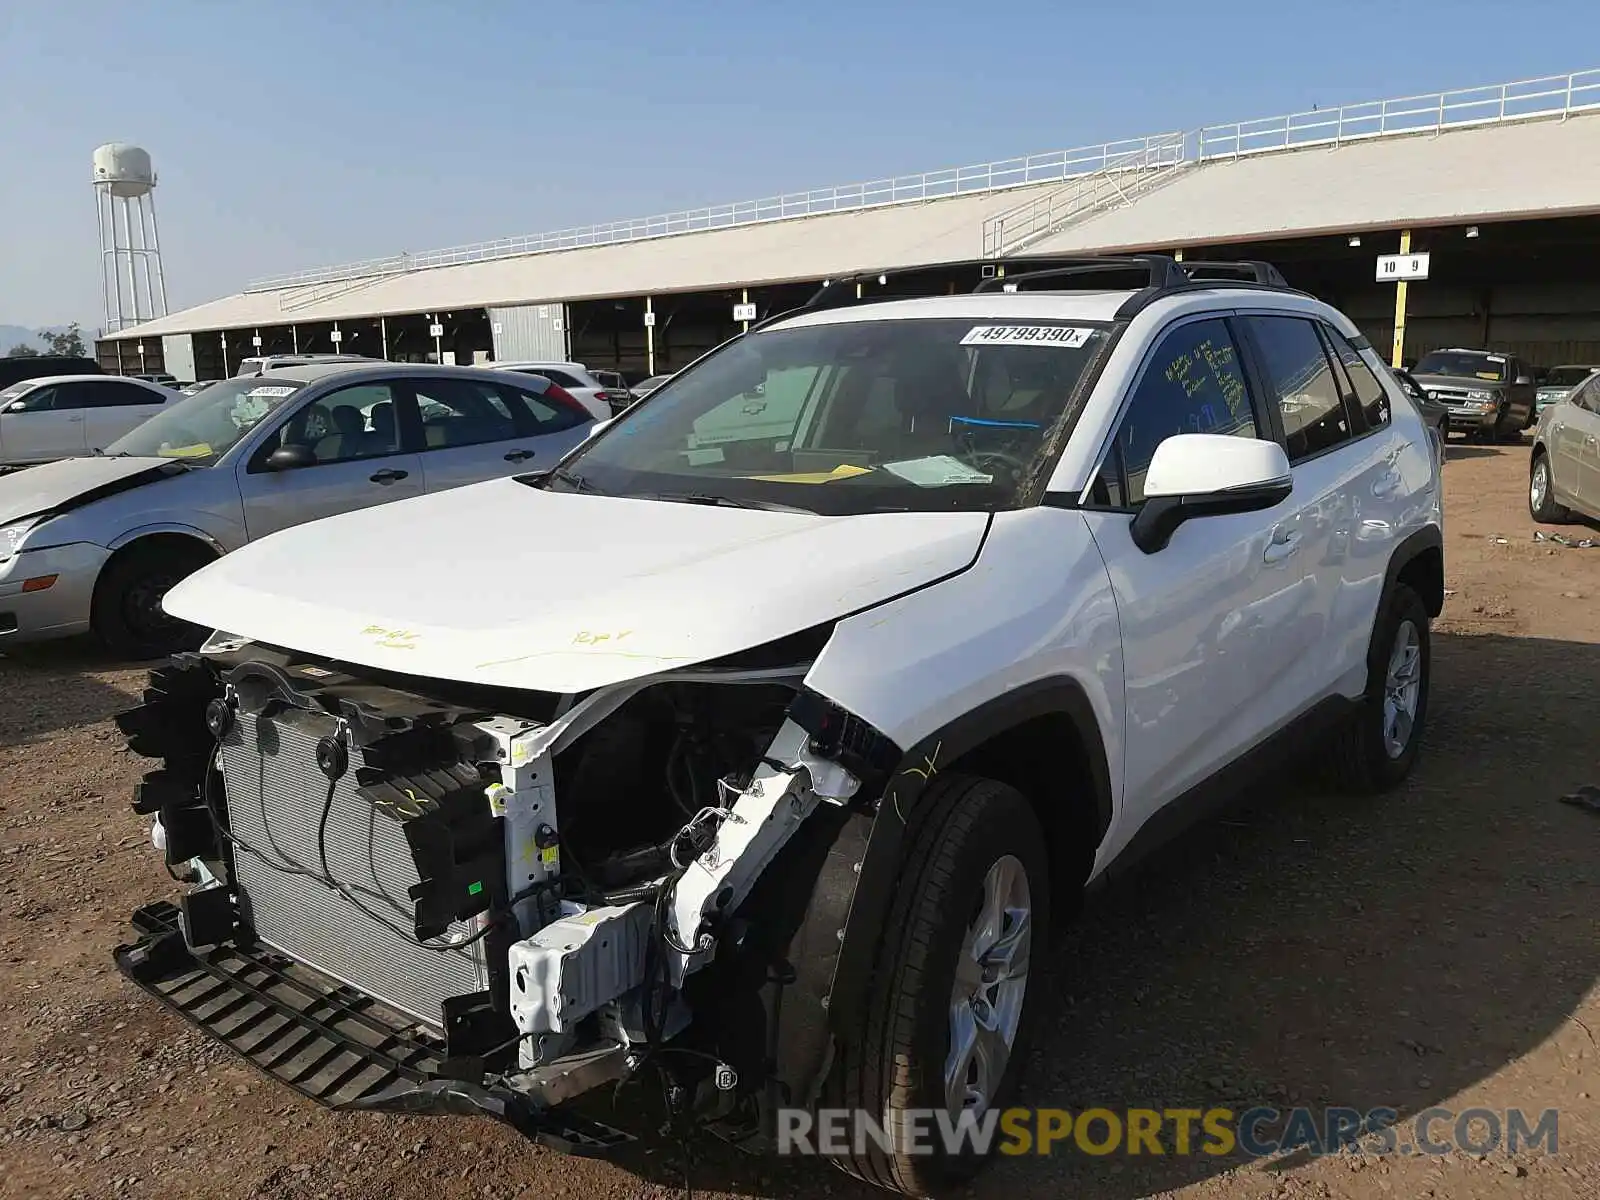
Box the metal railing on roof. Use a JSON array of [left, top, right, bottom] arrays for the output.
[[246, 67, 1600, 295]]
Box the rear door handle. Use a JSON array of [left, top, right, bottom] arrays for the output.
[[369, 468, 409, 484], [1264, 527, 1302, 564], [504, 449, 536, 462]]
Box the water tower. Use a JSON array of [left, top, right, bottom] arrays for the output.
[[93, 143, 168, 332]]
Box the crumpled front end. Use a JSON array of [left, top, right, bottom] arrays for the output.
[[113, 631, 900, 1152]]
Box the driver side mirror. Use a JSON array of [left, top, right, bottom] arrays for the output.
[[1515, 374, 1533, 386], [265, 442, 316, 471], [4, 400, 26, 414], [1130, 434, 1293, 554]]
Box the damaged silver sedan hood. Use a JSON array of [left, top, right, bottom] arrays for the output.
[[162, 477, 988, 693]]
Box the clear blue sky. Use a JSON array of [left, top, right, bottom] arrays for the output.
[[2, 0, 1595, 328]]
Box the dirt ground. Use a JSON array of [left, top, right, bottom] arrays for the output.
[[1, 438, 1597, 1200]]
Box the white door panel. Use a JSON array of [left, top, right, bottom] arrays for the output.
[[85, 400, 165, 450], [1083, 501, 1310, 829], [0, 410, 83, 463]]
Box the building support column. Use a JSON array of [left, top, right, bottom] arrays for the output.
[[1391, 229, 1412, 368], [741, 287, 750, 334], [380, 315, 389, 360], [645, 296, 656, 376]]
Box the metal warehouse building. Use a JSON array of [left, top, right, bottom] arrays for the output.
[[100, 69, 1600, 381]]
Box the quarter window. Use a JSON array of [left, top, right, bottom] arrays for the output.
[[1243, 316, 1354, 461], [505, 385, 588, 435], [1102, 318, 1258, 506], [1321, 326, 1391, 432]]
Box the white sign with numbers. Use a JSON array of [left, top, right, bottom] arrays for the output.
[[329, 330, 343, 343], [429, 323, 444, 338], [643, 311, 656, 328], [733, 302, 757, 322], [251, 335, 263, 347], [1376, 253, 1430, 282]]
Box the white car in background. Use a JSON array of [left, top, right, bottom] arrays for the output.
[[0, 375, 174, 467], [485, 360, 631, 419]]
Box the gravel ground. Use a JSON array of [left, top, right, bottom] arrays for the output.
[[1, 438, 1596, 1200]]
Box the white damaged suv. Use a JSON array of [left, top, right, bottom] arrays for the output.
[[115, 256, 1443, 1195]]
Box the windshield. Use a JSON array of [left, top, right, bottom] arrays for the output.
[[547, 317, 1113, 514], [1545, 366, 1597, 388], [104, 376, 306, 461], [1414, 351, 1507, 382]]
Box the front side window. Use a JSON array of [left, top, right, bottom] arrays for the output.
[[106, 376, 308, 461], [1243, 315, 1353, 461], [1100, 318, 1258, 506], [548, 318, 1114, 514], [0, 384, 55, 413], [254, 383, 405, 466], [1414, 350, 1507, 382]]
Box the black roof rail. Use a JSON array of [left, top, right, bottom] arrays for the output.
[[972, 254, 1189, 294], [1179, 260, 1288, 286]]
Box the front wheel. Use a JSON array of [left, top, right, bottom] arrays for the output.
[[1330, 583, 1431, 793], [1529, 453, 1571, 523], [826, 774, 1049, 1195], [91, 541, 213, 660]]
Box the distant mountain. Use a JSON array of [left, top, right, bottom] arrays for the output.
[[1, 325, 101, 357], [0, 326, 46, 355]]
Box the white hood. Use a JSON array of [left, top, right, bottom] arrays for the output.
[[162, 478, 988, 693]]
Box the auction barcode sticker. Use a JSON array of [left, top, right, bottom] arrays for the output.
[[960, 325, 1093, 347]]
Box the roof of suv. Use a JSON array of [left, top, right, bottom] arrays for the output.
[[769, 284, 1355, 336]]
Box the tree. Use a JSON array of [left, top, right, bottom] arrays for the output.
[[6, 343, 39, 358], [39, 323, 86, 357]]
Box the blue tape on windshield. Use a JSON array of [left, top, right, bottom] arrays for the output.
[[950, 415, 1042, 429]]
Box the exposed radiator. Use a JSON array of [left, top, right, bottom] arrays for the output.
[[219, 710, 488, 1030]]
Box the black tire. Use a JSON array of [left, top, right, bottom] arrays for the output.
[[825, 774, 1050, 1195], [1493, 408, 1523, 443], [1529, 451, 1571, 523], [1330, 583, 1431, 794], [91, 540, 214, 660]]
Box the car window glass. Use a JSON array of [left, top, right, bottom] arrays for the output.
[[2, 385, 55, 412], [258, 384, 404, 466], [86, 380, 158, 408], [514, 367, 582, 389], [1111, 318, 1257, 506], [45, 383, 94, 410], [1322, 326, 1391, 431], [504, 385, 586, 435], [412, 378, 521, 449], [1244, 316, 1354, 461], [1573, 378, 1599, 413]]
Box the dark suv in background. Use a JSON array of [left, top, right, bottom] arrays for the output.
[[1411, 348, 1536, 441], [0, 354, 101, 390]]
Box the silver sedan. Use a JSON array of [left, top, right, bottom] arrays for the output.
[[1529, 371, 1600, 524], [0, 361, 593, 658]]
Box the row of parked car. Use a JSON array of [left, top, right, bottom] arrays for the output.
[[0, 351, 685, 656]]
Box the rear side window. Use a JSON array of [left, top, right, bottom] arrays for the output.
[[1097, 317, 1258, 507], [503, 385, 587, 435], [1242, 316, 1353, 462], [1321, 327, 1391, 431], [413, 379, 522, 449], [85, 380, 160, 408]]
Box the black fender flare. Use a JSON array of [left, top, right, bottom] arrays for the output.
[[820, 677, 1112, 1041], [1381, 523, 1445, 620]]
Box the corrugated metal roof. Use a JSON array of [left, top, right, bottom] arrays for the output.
[[1031, 112, 1600, 254], [109, 111, 1600, 341]]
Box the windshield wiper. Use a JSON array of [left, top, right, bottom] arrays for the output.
[[638, 492, 815, 514], [532, 467, 600, 494]]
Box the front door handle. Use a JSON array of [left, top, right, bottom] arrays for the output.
[[504, 448, 536, 463], [1264, 527, 1302, 564], [369, 468, 409, 484]]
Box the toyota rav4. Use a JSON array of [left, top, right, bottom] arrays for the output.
[[113, 256, 1444, 1196]]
